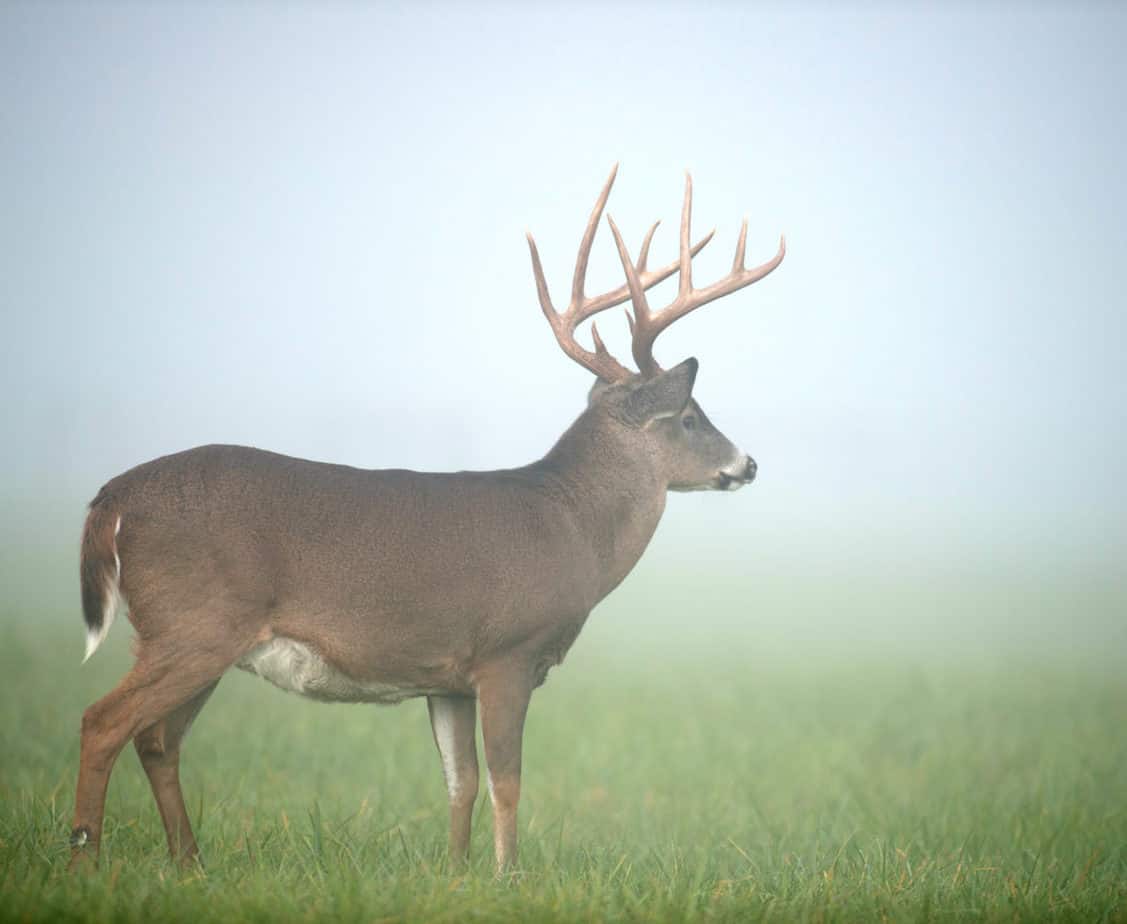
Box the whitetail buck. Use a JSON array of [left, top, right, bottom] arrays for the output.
[[70, 165, 784, 871]]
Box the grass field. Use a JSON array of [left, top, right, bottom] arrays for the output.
[[1, 573, 1125, 923]]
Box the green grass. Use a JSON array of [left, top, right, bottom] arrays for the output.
[[1, 595, 1125, 923]]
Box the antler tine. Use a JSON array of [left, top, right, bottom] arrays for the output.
[[637, 220, 661, 272], [569, 163, 618, 308], [528, 165, 716, 382], [628, 171, 786, 374], [678, 171, 693, 301], [733, 217, 748, 273], [606, 214, 650, 325]]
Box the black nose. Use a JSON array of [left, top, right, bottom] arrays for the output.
[[745, 457, 757, 482]]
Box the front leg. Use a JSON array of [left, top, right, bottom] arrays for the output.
[[476, 665, 533, 872], [426, 694, 479, 863]]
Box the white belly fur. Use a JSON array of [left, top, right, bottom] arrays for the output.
[[236, 636, 429, 704]]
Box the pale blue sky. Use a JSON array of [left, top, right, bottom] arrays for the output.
[[2, 2, 1125, 618]]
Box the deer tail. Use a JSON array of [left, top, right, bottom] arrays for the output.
[[79, 498, 125, 663]]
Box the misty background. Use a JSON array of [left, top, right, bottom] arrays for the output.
[[1, 2, 1124, 658]]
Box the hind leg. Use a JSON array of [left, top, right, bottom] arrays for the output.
[[69, 644, 235, 871], [133, 680, 219, 865]]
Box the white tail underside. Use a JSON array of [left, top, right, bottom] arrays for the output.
[[83, 515, 124, 663]]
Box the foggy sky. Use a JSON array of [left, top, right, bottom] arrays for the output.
[[2, 2, 1125, 620]]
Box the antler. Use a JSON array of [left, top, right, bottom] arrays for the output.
[[606, 172, 786, 376], [527, 164, 715, 382]]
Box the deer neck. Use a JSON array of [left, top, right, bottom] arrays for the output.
[[533, 410, 667, 603]]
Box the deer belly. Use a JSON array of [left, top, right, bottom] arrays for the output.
[[236, 636, 430, 704]]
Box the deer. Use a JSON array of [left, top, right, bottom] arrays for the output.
[[69, 164, 785, 872]]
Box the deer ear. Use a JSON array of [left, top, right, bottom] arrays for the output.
[[623, 358, 698, 425]]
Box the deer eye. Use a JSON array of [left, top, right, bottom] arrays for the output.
[[682, 415, 698, 431]]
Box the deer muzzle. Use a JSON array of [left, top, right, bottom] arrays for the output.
[[716, 455, 756, 491]]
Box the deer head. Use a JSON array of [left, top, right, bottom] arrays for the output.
[[526, 165, 785, 492]]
